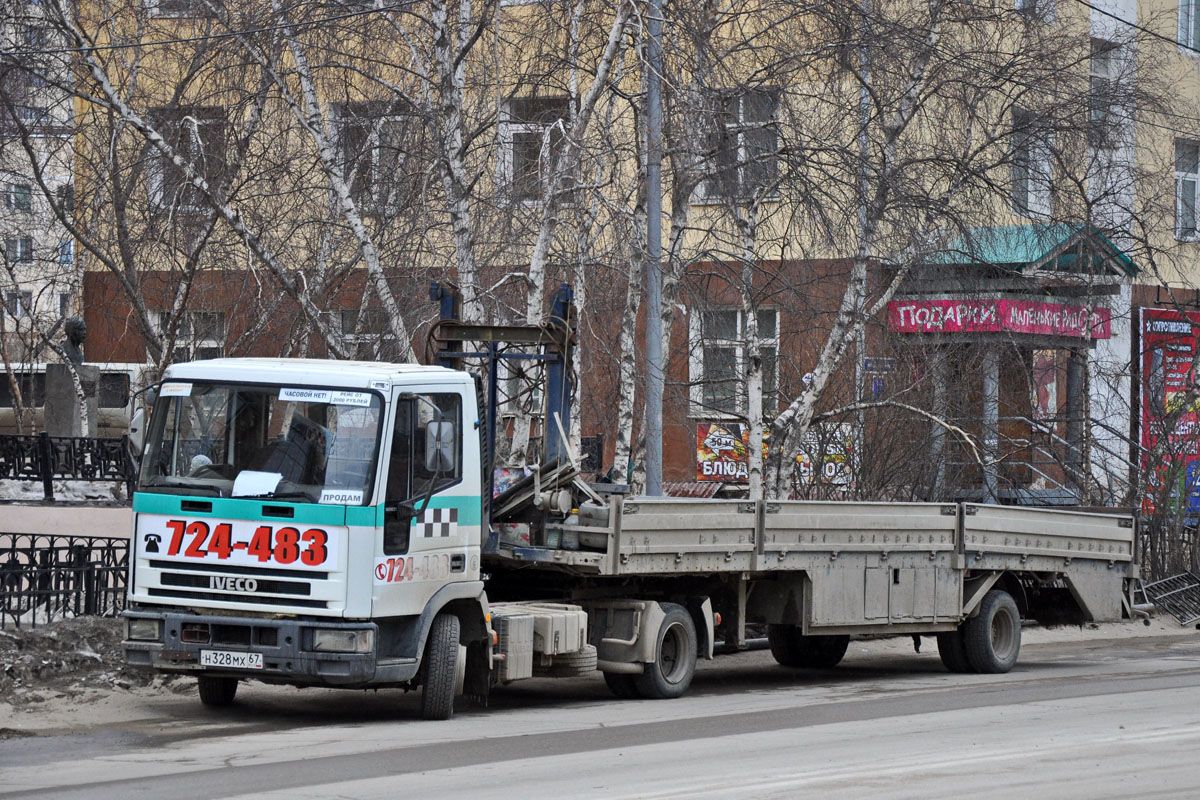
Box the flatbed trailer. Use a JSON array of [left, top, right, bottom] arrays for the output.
[[482, 496, 1136, 682]]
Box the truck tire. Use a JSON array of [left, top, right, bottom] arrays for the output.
[[603, 671, 640, 699], [634, 602, 697, 699], [767, 625, 850, 669], [963, 589, 1021, 674], [421, 613, 460, 720], [936, 629, 974, 673], [197, 676, 238, 707]]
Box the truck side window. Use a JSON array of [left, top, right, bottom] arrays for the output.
[[383, 393, 462, 556], [413, 393, 461, 495], [383, 401, 414, 555]]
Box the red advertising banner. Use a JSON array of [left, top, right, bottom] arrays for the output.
[[1140, 308, 1200, 514], [888, 298, 1112, 339]]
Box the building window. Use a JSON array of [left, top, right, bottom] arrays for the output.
[[500, 95, 570, 203], [1180, 0, 1200, 49], [98, 373, 131, 409], [1089, 39, 1120, 149], [5, 291, 33, 318], [56, 184, 74, 214], [334, 101, 423, 212], [689, 307, 778, 416], [1011, 109, 1052, 218], [0, 372, 46, 407], [147, 0, 223, 18], [1176, 139, 1199, 240], [147, 106, 228, 213], [4, 237, 33, 263], [58, 292, 70, 318], [338, 308, 400, 360], [57, 239, 74, 265], [1015, 0, 1054, 19], [5, 183, 32, 212], [152, 309, 226, 362], [699, 89, 780, 201]]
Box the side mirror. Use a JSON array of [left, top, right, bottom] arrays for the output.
[[424, 421, 455, 474], [129, 406, 146, 453]]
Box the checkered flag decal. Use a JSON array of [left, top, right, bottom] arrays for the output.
[[419, 507, 458, 538]]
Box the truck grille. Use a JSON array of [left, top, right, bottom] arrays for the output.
[[148, 588, 327, 609]]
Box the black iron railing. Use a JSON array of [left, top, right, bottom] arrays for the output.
[[0, 433, 137, 502], [0, 533, 128, 628]]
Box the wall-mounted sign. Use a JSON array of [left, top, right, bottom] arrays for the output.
[[888, 297, 1111, 339], [1140, 308, 1200, 515], [696, 423, 753, 482], [793, 424, 855, 486]]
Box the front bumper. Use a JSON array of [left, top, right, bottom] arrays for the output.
[[122, 610, 417, 687]]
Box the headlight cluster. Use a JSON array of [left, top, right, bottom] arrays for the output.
[[126, 618, 161, 641], [311, 628, 375, 653]]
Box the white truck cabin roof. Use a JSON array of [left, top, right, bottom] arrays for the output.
[[162, 358, 471, 392]]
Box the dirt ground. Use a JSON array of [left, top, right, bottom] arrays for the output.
[[0, 617, 192, 739], [0, 613, 1195, 739]]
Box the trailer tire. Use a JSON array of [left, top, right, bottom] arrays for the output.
[[603, 671, 640, 699], [963, 589, 1021, 674], [767, 626, 850, 669], [634, 603, 697, 699], [197, 676, 238, 707], [936, 629, 974, 673], [421, 613, 460, 720]]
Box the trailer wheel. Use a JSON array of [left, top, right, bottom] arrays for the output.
[[603, 671, 640, 699], [634, 603, 697, 699], [421, 613, 460, 720], [197, 676, 238, 707], [767, 626, 850, 669], [936, 629, 974, 673], [963, 589, 1021, 674]]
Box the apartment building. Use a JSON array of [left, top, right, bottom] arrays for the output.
[[20, 0, 1200, 503]]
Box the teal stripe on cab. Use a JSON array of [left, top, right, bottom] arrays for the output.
[[133, 492, 483, 526], [416, 494, 483, 526], [132, 493, 347, 526]]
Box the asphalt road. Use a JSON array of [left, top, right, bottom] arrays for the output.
[[3, 628, 1200, 799]]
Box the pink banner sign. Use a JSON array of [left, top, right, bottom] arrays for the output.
[[888, 298, 1111, 339]]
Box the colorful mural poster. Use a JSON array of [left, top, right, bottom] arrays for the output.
[[696, 423, 854, 486], [696, 423, 753, 482], [793, 424, 855, 486], [1140, 308, 1200, 515]]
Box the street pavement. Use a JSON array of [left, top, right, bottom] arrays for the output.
[[2, 622, 1198, 799]]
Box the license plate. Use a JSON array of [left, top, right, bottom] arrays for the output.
[[200, 649, 263, 670]]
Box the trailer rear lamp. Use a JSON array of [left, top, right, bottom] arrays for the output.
[[127, 619, 161, 641], [713, 612, 723, 627], [312, 629, 375, 654]]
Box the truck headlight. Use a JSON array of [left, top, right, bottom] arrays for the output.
[[311, 629, 375, 653], [127, 618, 161, 641]]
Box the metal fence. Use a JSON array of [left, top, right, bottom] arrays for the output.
[[0, 533, 128, 629], [0, 432, 137, 502]]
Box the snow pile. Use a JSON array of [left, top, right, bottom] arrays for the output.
[[0, 617, 179, 708]]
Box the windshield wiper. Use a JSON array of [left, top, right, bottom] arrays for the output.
[[233, 490, 316, 502], [141, 479, 223, 496]]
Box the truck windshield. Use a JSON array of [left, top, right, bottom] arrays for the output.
[[138, 382, 383, 505]]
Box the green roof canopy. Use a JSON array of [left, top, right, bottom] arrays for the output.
[[922, 223, 1137, 277]]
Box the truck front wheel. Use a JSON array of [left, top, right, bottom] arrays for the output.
[[634, 603, 697, 699], [963, 589, 1021, 674], [421, 613, 461, 720], [767, 626, 849, 669], [197, 675, 238, 707]]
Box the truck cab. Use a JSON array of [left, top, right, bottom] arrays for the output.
[[123, 358, 491, 717]]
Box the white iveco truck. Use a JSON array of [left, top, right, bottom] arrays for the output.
[[123, 357, 1138, 719]]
